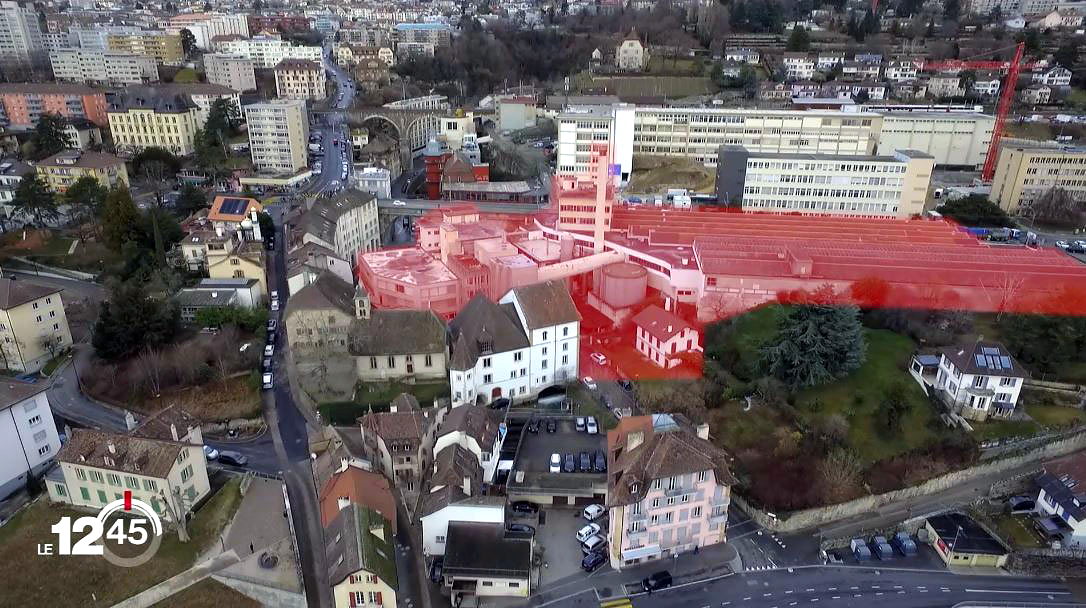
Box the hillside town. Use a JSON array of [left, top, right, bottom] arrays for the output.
[[1, 0, 1086, 607]]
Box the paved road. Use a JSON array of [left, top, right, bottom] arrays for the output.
[[295, 42, 356, 199]]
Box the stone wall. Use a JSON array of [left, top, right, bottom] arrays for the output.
[[734, 431, 1086, 534]]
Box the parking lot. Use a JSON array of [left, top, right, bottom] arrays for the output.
[[517, 416, 606, 474]]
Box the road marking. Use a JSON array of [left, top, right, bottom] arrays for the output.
[[764, 593, 772, 597], [785, 591, 793, 594], [897, 591, 905, 595], [827, 587, 836, 591], [789, 602, 797, 606], [722, 602, 731, 606], [871, 586, 880, 589], [810, 599, 819, 603], [875, 592, 883, 596], [965, 590, 1072, 595], [743, 597, 752, 601], [849, 587, 858, 590], [853, 595, 861, 598], [831, 597, 840, 600], [893, 586, 903, 589], [806, 588, 815, 592]]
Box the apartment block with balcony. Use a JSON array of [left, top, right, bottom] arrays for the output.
[[244, 99, 309, 174], [36, 149, 129, 194], [216, 34, 322, 68], [990, 143, 1086, 213], [0, 0, 46, 69], [107, 91, 200, 156], [0, 82, 108, 128], [204, 52, 256, 92], [50, 48, 158, 86], [289, 188, 379, 263], [928, 342, 1026, 421], [274, 58, 326, 101], [106, 30, 184, 65], [0, 380, 61, 499], [606, 414, 735, 570]]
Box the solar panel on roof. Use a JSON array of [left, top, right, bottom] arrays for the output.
[[981, 347, 1000, 355], [975, 355, 987, 367], [1000, 356, 1012, 369], [987, 355, 1000, 369], [219, 197, 251, 215]]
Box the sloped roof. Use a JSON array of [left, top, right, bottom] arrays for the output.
[[347, 309, 446, 356], [437, 405, 503, 452], [208, 194, 262, 223], [444, 521, 531, 579], [57, 428, 188, 479], [37, 150, 125, 170], [448, 293, 528, 370], [318, 466, 397, 533], [505, 280, 580, 331], [940, 341, 1026, 379], [284, 273, 355, 321], [431, 444, 482, 492], [360, 409, 427, 444], [0, 379, 48, 411], [631, 304, 696, 343], [325, 504, 398, 590], [419, 484, 469, 518], [0, 277, 60, 310]]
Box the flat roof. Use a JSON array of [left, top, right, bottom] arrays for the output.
[[359, 248, 458, 285], [927, 513, 1007, 556], [445, 181, 532, 194], [731, 148, 933, 162], [443, 521, 532, 579]]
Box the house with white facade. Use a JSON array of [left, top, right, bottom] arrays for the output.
[[927, 342, 1027, 421], [0, 380, 61, 499], [420, 494, 504, 556], [782, 53, 816, 80], [816, 51, 845, 70], [1033, 66, 1072, 87], [631, 304, 700, 369], [1035, 462, 1086, 549], [432, 404, 504, 483], [884, 60, 919, 82], [616, 28, 648, 71], [724, 47, 760, 64], [972, 73, 1002, 97], [449, 280, 580, 406], [1020, 83, 1052, 104]]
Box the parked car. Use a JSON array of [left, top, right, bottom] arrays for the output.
[[590, 352, 608, 365], [582, 376, 597, 390], [428, 557, 443, 583], [264, 345, 274, 357], [581, 534, 607, 554], [1056, 240, 1069, 249], [576, 523, 601, 543], [507, 523, 535, 535], [642, 571, 673, 592], [270, 290, 279, 300], [265, 238, 275, 251], [262, 357, 272, 371], [266, 319, 278, 332], [582, 549, 607, 572], [270, 299, 280, 311], [218, 450, 248, 467], [579, 451, 591, 471], [262, 372, 273, 390], [563, 453, 575, 473], [526, 419, 539, 433], [203, 445, 219, 460], [593, 449, 606, 473], [488, 397, 510, 410], [546, 418, 557, 433], [510, 501, 538, 516], [586, 417, 598, 434], [549, 453, 561, 473], [266, 331, 276, 345], [582, 504, 605, 521], [576, 417, 586, 432]]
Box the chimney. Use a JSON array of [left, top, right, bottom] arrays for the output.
[[337, 497, 350, 511], [626, 430, 644, 452], [170, 423, 179, 442], [667, 324, 673, 333], [124, 411, 137, 431], [696, 422, 710, 440], [664, 296, 672, 312], [463, 475, 471, 496], [107, 442, 116, 454], [215, 223, 224, 238]]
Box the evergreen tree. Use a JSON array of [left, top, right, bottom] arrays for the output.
[[180, 28, 197, 57], [64, 175, 107, 241], [761, 290, 867, 389], [786, 24, 810, 51], [29, 113, 71, 161], [12, 174, 58, 227], [92, 281, 180, 361], [175, 184, 208, 217], [101, 186, 142, 252]]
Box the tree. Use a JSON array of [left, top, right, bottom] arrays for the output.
[[1054, 39, 1081, 72], [944, 0, 961, 20], [879, 382, 913, 432], [999, 313, 1086, 373], [101, 186, 142, 252], [130, 147, 183, 176], [38, 333, 62, 361], [252, 0, 262, 9], [936, 194, 1013, 227], [256, 211, 275, 240], [64, 176, 107, 242], [12, 174, 58, 227], [92, 280, 180, 361], [175, 184, 208, 217], [849, 276, 892, 309], [760, 289, 867, 389], [854, 89, 870, 103], [180, 28, 197, 57], [818, 447, 863, 501], [862, 8, 879, 34], [28, 113, 71, 161], [786, 24, 810, 51], [1023, 187, 1084, 227]]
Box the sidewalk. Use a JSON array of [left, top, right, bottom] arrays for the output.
[[109, 550, 241, 608]]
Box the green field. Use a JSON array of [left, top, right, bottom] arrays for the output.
[[1029, 403, 1086, 428], [320, 381, 449, 424], [587, 75, 714, 98], [970, 417, 1040, 442]]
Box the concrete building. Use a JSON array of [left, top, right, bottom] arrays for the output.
[[1032, 66, 1072, 87], [929, 342, 1026, 421], [884, 60, 918, 82], [245, 99, 309, 174], [0, 0, 45, 69], [420, 495, 504, 557], [106, 30, 184, 66], [49, 427, 211, 521], [217, 34, 322, 68], [393, 22, 452, 47], [357, 248, 463, 319], [36, 150, 129, 194], [991, 143, 1086, 212], [441, 521, 533, 604], [289, 189, 380, 264], [555, 103, 636, 182], [875, 112, 995, 168], [203, 53, 256, 92], [0, 277, 73, 373], [0, 380, 60, 499], [175, 278, 261, 322], [354, 166, 391, 199], [274, 58, 326, 101], [616, 29, 648, 71], [497, 96, 538, 131], [1020, 84, 1052, 104], [0, 159, 31, 220], [50, 48, 158, 86], [164, 13, 249, 50], [349, 286, 449, 385], [0, 83, 108, 129], [108, 91, 200, 156], [606, 414, 735, 570], [205, 230, 267, 299], [925, 513, 1008, 568], [715, 146, 935, 218], [782, 53, 816, 80]]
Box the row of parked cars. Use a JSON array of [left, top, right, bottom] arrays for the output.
[[550, 449, 606, 474]]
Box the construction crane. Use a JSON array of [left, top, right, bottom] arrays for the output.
[[981, 42, 1026, 182]]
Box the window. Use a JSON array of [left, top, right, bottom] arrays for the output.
[[97, 490, 107, 503], [652, 498, 659, 508], [28, 415, 41, 426], [370, 357, 378, 369], [89, 471, 103, 484], [667, 497, 676, 506], [483, 373, 492, 383], [425, 354, 432, 367], [650, 514, 659, 525], [387, 355, 395, 368], [697, 471, 707, 482], [541, 360, 548, 369], [631, 502, 642, 515], [693, 506, 702, 518], [38, 445, 50, 456], [542, 331, 548, 340], [999, 377, 1016, 386], [76, 468, 87, 481], [126, 476, 139, 490], [563, 327, 569, 336], [54, 483, 66, 497], [483, 357, 492, 368], [667, 476, 677, 490], [681, 494, 690, 503], [482, 582, 494, 587], [972, 375, 987, 388], [509, 582, 520, 588], [665, 512, 673, 523], [106, 473, 121, 486], [80, 487, 90, 501], [180, 464, 193, 482], [143, 479, 157, 491], [514, 352, 522, 362], [542, 347, 547, 355]]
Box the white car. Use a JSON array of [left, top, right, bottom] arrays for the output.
[[1056, 240, 1070, 249], [264, 344, 274, 357], [582, 377, 597, 390], [576, 523, 601, 543], [581, 534, 607, 554], [549, 453, 561, 473], [203, 445, 219, 460], [393, 200, 406, 206], [271, 299, 280, 311], [586, 417, 599, 435], [590, 352, 608, 365], [270, 290, 279, 300], [261, 372, 273, 390], [582, 504, 605, 521]]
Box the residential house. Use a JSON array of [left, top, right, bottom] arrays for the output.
[[854, 52, 883, 64], [928, 341, 1026, 421], [891, 80, 928, 100], [723, 47, 759, 64], [1020, 83, 1052, 104], [927, 74, 965, 98], [48, 428, 210, 521], [175, 278, 261, 322], [284, 273, 356, 355], [821, 81, 887, 100], [441, 521, 532, 604], [841, 60, 880, 81], [0, 159, 31, 223], [433, 404, 504, 484], [420, 494, 504, 556], [606, 414, 736, 570], [64, 119, 103, 151], [1034, 455, 1086, 549], [615, 29, 648, 71], [0, 82, 108, 129], [884, 60, 918, 82], [289, 189, 380, 265], [360, 393, 431, 492], [35, 150, 128, 194], [207, 194, 263, 234], [325, 504, 398, 608], [206, 231, 267, 299], [1033, 65, 1072, 87], [274, 58, 327, 101], [781, 53, 815, 80], [348, 284, 449, 383], [759, 82, 791, 101], [1030, 9, 1065, 27], [816, 51, 845, 70], [319, 464, 397, 533], [631, 304, 700, 369], [971, 72, 1002, 97], [203, 53, 257, 93], [286, 242, 353, 295], [0, 277, 73, 373], [0, 380, 61, 499]]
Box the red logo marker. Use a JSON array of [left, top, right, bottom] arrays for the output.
[[123, 490, 132, 511]]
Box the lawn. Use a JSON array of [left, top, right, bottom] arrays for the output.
[[587, 75, 714, 98], [795, 329, 941, 464], [1028, 403, 1086, 429], [1004, 121, 1054, 140], [40, 352, 72, 377], [149, 579, 260, 608], [985, 511, 1043, 549], [970, 417, 1040, 442], [320, 380, 450, 424], [0, 478, 242, 606], [569, 383, 619, 431]]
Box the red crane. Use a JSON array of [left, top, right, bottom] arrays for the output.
[[981, 41, 1025, 182]]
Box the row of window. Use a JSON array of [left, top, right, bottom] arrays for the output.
[[75, 467, 160, 492]]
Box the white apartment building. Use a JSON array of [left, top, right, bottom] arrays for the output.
[[244, 99, 309, 174], [163, 13, 248, 49], [717, 146, 935, 218], [274, 58, 327, 101], [217, 34, 322, 68], [781, 53, 816, 80], [616, 30, 648, 71], [884, 61, 919, 82], [816, 51, 845, 70], [69, 25, 142, 50], [724, 47, 759, 64], [555, 103, 636, 181], [990, 143, 1086, 212], [1032, 66, 1072, 87], [972, 76, 1002, 97], [449, 280, 580, 407], [292, 189, 381, 263], [930, 342, 1025, 421], [876, 112, 995, 168], [353, 166, 391, 199], [0, 0, 44, 68], [50, 48, 158, 86], [204, 53, 256, 92], [631, 304, 700, 369], [0, 381, 61, 499]]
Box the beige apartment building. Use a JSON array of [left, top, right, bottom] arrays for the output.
[[0, 277, 73, 373], [108, 92, 200, 156], [50, 48, 158, 86], [717, 146, 935, 218], [36, 149, 129, 194], [203, 53, 256, 92], [106, 31, 184, 65], [207, 236, 267, 299], [244, 99, 309, 174], [990, 143, 1086, 213], [274, 58, 326, 101]]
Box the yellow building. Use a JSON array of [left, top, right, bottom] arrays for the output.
[[107, 31, 184, 65], [990, 143, 1086, 213], [35, 150, 129, 193], [0, 276, 73, 372], [207, 234, 268, 299], [326, 503, 399, 608], [274, 58, 326, 101], [108, 92, 200, 156], [48, 428, 211, 522]]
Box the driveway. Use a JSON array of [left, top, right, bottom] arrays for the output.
[[537, 507, 608, 587]]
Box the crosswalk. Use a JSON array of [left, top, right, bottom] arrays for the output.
[[601, 598, 633, 608]]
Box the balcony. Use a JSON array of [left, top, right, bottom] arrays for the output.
[[709, 510, 728, 525], [626, 526, 647, 540], [628, 510, 647, 522], [664, 486, 687, 498]]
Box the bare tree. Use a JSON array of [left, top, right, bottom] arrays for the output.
[[38, 334, 61, 361], [818, 447, 864, 502], [0, 335, 25, 372], [136, 347, 166, 397], [210, 326, 241, 382]]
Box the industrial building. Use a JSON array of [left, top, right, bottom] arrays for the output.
[[990, 143, 1086, 213], [875, 112, 995, 169]]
